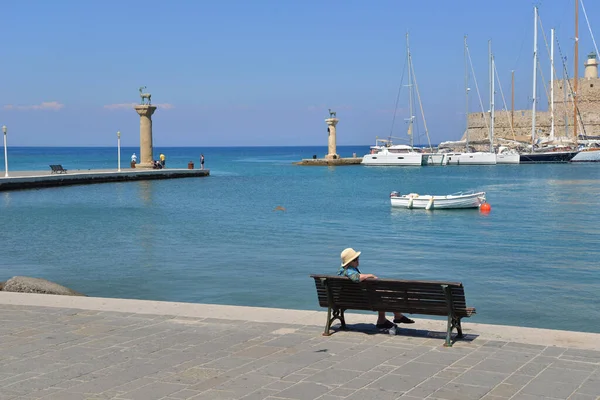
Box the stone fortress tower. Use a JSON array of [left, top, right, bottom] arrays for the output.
[[460, 52, 600, 148]]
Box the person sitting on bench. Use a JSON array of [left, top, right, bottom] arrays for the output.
[[338, 247, 415, 330]]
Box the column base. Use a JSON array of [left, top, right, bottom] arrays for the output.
[[325, 154, 339, 160], [134, 163, 155, 169]]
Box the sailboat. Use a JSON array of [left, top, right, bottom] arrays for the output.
[[520, 7, 579, 163], [494, 53, 520, 163], [571, 0, 600, 162], [456, 38, 496, 165], [362, 33, 427, 166]]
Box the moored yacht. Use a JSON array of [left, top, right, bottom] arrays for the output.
[[455, 37, 497, 166], [519, 147, 579, 163], [496, 146, 520, 164], [362, 141, 424, 166], [522, 9, 579, 164], [457, 152, 497, 165], [571, 141, 600, 162], [362, 33, 433, 167]]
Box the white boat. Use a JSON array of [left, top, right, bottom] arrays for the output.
[[362, 140, 424, 166], [571, 143, 600, 162], [422, 152, 446, 165], [456, 37, 497, 165], [443, 152, 462, 165], [457, 152, 497, 165], [422, 150, 461, 165], [571, 149, 600, 162], [496, 146, 520, 164], [390, 191, 487, 209], [362, 33, 434, 167]]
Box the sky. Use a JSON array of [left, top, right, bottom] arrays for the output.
[[1, 0, 598, 147]]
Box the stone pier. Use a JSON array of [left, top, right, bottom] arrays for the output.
[[134, 105, 157, 169]]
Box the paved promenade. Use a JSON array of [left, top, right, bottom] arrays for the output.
[[0, 293, 599, 400]]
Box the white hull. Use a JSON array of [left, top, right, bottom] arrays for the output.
[[496, 153, 520, 164], [457, 152, 497, 165], [571, 149, 600, 162], [362, 153, 423, 166], [423, 153, 461, 165], [390, 191, 486, 209], [444, 153, 461, 165]]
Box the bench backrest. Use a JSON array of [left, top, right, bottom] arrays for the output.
[[310, 274, 471, 318]]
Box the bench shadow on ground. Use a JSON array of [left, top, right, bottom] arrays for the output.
[[331, 323, 478, 345]]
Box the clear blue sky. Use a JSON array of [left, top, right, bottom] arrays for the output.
[[1, 0, 597, 146]]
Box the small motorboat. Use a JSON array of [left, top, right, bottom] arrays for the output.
[[390, 191, 486, 210]]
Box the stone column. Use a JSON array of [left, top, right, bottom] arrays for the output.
[[325, 118, 339, 159], [134, 105, 157, 169]]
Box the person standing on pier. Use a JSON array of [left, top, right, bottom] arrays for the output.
[[200, 154, 205, 170], [131, 153, 137, 164], [338, 247, 415, 330], [159, 153, 166, 168]]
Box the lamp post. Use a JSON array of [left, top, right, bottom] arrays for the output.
[[117, 130, 121, 172], [2, 125, 7, 177]]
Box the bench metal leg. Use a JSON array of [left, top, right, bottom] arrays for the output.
[[323, 306, 333, 336], [455, 318, 464, 338], [442, 284, 463, 347], [323, 307, 345, 336], [444, 314, 453, 347], [443, 315, 464, 347]]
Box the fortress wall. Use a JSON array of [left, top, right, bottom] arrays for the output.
[[462, 78, 600, 145]]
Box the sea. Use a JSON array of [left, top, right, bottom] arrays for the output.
[[1, 146, 599, 334]]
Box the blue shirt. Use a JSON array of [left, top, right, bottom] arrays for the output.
[[337, 266, 361, 282]]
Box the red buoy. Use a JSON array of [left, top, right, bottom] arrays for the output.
[[480, 203, 491, 213]]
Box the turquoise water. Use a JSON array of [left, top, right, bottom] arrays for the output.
[[1, 146, 599, 333]]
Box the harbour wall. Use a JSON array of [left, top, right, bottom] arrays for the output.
[[462, 77, 600, 147], [0, 169, 210, 192]]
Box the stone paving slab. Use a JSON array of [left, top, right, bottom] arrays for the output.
[[0, 294, 599, 399]]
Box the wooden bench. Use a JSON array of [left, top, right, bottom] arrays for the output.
[[310, 274, 476, 347], [49, 164, 68, 174]]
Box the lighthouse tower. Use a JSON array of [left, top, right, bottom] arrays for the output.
[[584, 52, 598, 79]]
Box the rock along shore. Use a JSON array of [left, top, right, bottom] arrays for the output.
[[0, 276, 85, 296]]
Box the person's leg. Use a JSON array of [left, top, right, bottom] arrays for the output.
[[376, 311, 395, 329]]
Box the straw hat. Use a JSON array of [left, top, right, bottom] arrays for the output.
[[340, 248, 361, 267]]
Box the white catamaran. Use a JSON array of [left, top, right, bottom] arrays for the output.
[[362, 33, 433, 166]]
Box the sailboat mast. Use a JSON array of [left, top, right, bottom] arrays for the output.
[[406, 32, 414, 148], [574, 0, 579, 141], [464, 35, 469, 151], [551, 28, 555, 141], [531, 6, 538, 149], [511, 71, 515, 132], [564, 71, 569, 137], [489, 40, 495, 153]]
